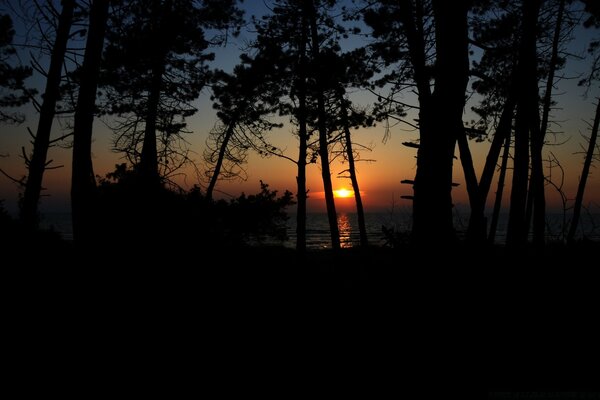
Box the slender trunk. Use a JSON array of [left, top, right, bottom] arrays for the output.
[[412, 1, 469, 245], [488, 132, 511, 244], [206, 121, 236, 201], [339, 96, 368, 246], [526, 0, 564, 245], [71, 0, 109, 245], [567, 98, 600, 243], [295, 11, 309, 254], [20, 0, 75, 228], [307, 0, 340, 250], [139, 60, 163, 185], [529, 105, 544, 246], [468, 94, 516, 237], [507, 0, 541, 247], [458, 128, 484, 243]]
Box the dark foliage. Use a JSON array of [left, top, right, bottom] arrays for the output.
[[0, 14, 33, 124], [94, 164, 294, 249]]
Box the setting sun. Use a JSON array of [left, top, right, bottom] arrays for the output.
[[334, 188, 354, 198]]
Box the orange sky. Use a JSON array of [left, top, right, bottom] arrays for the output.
[[2, 97, 599, 216]]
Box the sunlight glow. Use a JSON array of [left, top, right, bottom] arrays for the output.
[[334, 188, 354, 198]]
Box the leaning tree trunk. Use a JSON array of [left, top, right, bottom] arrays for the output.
[[339, 95, 368, 247], [71, 0, 110, 245], [307, 0, 340, 250], [457, 128, 484, 243], [206, 121, 236, 201], [20, 0, 75, 228], [468, 82, 517, 241], [567, 98, 600, 243], [488, 132, 511, 244]]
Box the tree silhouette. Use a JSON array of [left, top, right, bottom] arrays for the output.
[[100, 0, 243, 187], [248, 0, 310, 252], [20, 0, 75, 229], [204, 57, 282, 201], [506, 0, 542, 248], [568, 4, 600, 243], [0, 13, 32, 125], [336, 93, 371, 247], [468, 0, 522, 242], [365, 0, 470, 245], [568, 99, 600, 242], [322, 46, 375, 247], [70, 0, 109, 246]]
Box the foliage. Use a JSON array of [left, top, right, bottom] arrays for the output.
[[99, 0, 243, 177], [96, 164, 295, 248], [0, 13, 33, 124]]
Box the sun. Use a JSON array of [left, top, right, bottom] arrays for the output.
[[334, 188, 354, 198]]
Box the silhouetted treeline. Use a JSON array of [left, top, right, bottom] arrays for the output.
[[1, 0, 600, 251]]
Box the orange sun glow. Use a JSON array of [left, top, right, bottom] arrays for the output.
[[334, 188, 354, 198]]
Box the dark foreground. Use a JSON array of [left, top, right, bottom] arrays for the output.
[[4, 235, 599, 392]]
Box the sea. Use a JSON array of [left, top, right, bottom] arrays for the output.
[[40, 210, 600, 249]]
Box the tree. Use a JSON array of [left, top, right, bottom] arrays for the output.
[[204, 54, 282, 201], [365, 0, 471, 245], [567, 2, 600, 242], [0, 13, 32, 125], [20, 0, 75, 229], [71, 0, 109, 245], [567, 99, 600, 242], [101, 0, 243, 186], [306, 0, 340, 250], [250, 0, 347, 251], [337, 93, 370, 246], [506, 0, 543, 248]]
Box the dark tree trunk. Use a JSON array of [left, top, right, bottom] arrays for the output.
[[507, 0, 542, 248], [71, 0, 110, 245], [488, 132, 511, 244], [567, 98, 600, 243], [339, 96, 368, 247], [468, 92, 516, 240], [307, 0, 340, 250], [525, 0, 565, 246], [139, 60, 163, 186], [20, 0, 75, 228], [295, 11, 309, 254], [412, 0, 470, 245], [458, 127, 484, 243], [206, 121, 236, 201]]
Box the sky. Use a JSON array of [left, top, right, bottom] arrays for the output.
[[1, 0, 599, 218]]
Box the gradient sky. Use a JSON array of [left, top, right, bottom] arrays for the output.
[[1, 0, 599, 217]]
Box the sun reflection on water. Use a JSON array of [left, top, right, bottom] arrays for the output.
[[338, 213, 353, 248]]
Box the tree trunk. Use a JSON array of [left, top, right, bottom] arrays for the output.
[[458, 127, 484, 243], [71, 0, 110, 245], [567, 98, 600, 243], [488, 132, 511, 244], [412, 0, 469, 245], [20, 0, 75, 228], [206, 121, 236, 201], [339, 96, 368, 247], [295, 10, 309, 254], [307, 0, 340, 250], [525, 0, 565, 246], [139, 60, 163, 186], [507, 0, 542, 248], [468, 91, 516, 240]]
